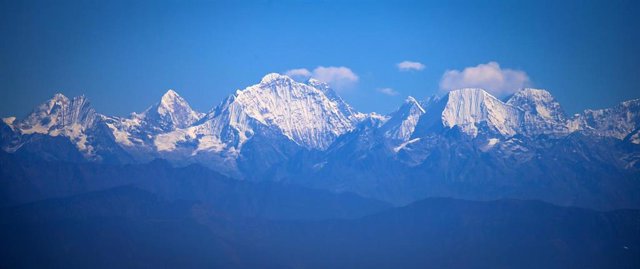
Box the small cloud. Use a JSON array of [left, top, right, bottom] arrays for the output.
[[439, 61, 531, 96], [311, 66, 359, 90], [377, 88, 399, 96], [397, 61, 426, 71], [285, 68, 312, 80], [286, 66, 359, 91]]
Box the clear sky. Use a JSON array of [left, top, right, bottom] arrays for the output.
[[1, 0, 639, 118]]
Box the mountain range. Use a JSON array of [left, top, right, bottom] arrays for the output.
[[2, 73, 640, 209]]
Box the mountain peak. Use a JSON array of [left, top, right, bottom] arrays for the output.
[[440, 88, 520, 137], [52, 93, 70, 102], [516, 88, 552, 97], [446, 88, 493, 99], [158, 89, 184, 111], [148, 89, 202, 130], [507, 88, 565, 120], [12, 93, 98, 154], [260, 73, 293, 85], [404, 96, 424, 109], [305, 77, 361, 119], [380, 96, 426, 142], [508, 88, 555, 104], [307, 77, 335, 96], [399, 96, 426, 115], [188, 74, 362, 151], [573, 97, 640, 139], [2, 116, 16, 126], [161, 89, 179, 100], [306, 78, 329, 89], [620, 98, 640, 108], [436, 87, 571, 137]]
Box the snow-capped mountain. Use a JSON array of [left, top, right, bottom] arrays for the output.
[[411, 88, 523, 137], [153, 73, 363, 158], [406, 88, 579, 140], [506, 88, 570, 136], [15, 94, 98, 135], [572, 98, 640, 139], [102, 89, 204, 149], [222, 73, 362, 150], [110, 73, 369, 175], [442, 88, 522, 136], [4, 94, 99, 156], [143, 89, 204, 131], [2, 73, 640, 209], [379, 96, 425, 142]]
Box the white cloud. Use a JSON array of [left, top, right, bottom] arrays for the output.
[[284, 66, 359, 91], [285, 68, 312, 80], [377, 88, 399, 96], [397, 61, 426, 71], [439, 61, 531, 96], [312, 66, 359, 90]]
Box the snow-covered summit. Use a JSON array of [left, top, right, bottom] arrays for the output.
[[402, 96, 425, 111], [98, 89, 204, 151], [148, 89, 204, 130], [507, 88, 565, 120], [15, 93, 98, 135], [380, 96, 426, 141], [152, 73, 364, 162], [506, 88, 570, 135], [406, 88, 572, 138], [259, 72, 292, 85], [306, 77, 362, 120], [573, 98, 640, 139], [7, 93, 99, 155], [219, 73, 361, 149], [439, 88, 521, 137]]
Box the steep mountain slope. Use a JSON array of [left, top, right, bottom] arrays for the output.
[[410, 89, 516, 141], [156, 74, 361, 152], [101, 90, 204, 156], [438, 88, 523, 137], [151, 74, 365, 175], [14, 94, 98, 136], [413, 88, 572, 139], [572, 99, 640, 139], [506, 88, 570, 135], [6, 94, 99, 156], [379, 96, 424, 144]]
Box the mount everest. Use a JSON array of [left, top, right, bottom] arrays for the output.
[[2, 73, 640, 209]]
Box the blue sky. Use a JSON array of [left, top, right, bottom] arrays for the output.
[[1, 0, 639, 117]]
